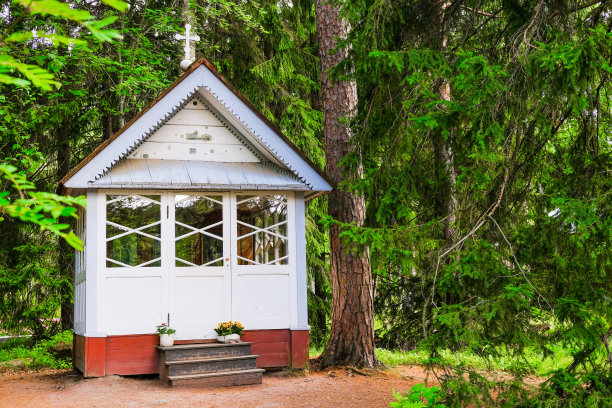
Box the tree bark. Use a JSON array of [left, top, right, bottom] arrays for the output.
[[422, 0, 457, 339], [433, 1, 457, 245], [314, 0, 379, 368]]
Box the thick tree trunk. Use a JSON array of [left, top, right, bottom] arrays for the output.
[[56, 119, 74, 332], [315, 0, 379, 368], [423, 0, 457, 339], [433, 1, 457, 245], [101, 109, 114, 140], [433, 103, 457, 243]]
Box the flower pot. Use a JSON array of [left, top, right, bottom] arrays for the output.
[[217, 333, 240, 343], [160, 333, 175, 347]]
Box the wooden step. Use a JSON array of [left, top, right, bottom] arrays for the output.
[[157, 342, 254, 351], [167, 368, 265, 388], [165, 354, 259, 376], [158, 342, 264, 388], [157, 342, 253, 361]]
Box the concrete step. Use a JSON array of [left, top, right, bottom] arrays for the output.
[[167, 368, 265, 388], [157, 342, 253, 361], [165, 354, 259, 376]]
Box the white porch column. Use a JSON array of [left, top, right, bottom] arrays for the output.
[[293, 192, 310, 329], [84, 190, 106, 337]]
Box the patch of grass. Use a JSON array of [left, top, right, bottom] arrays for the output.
[[376, 348, 430, 366], [376, 346, 573, 376], [309, 345, 324, 358], [310, 345, 574, 376], [0, 330, 72, 370]]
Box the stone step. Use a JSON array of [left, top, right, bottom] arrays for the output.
[[165, 355, 259, 376], [167, 368, 265, 388], [157, 342, 253, 361]]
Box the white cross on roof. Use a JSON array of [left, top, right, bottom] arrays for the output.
[[175, 24, 200, 70]]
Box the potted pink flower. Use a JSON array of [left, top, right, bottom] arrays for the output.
[[156, 323, 176, 347]]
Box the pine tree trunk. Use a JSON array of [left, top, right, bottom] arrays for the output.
[[433, 1, 457, 245], [423, 0, 458, 338], [314, 0, 379, 368]]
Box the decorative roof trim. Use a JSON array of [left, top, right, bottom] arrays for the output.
[[94, 92, 289, 183], [93, 88, 198, 181], [195, 87, 312, 188], [192, 93, 269, 165]]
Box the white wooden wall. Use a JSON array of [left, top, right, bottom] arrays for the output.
[[86, 190, 302, 338], [73, 207, 86, 335], [130, 99, 259, 163]]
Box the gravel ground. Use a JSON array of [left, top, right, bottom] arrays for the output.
[[0, 365, 435, 408]]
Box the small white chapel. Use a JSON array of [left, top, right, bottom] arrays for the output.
[[60, 26, 332, 378]]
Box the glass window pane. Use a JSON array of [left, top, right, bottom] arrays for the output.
[[175, 196, 223, 237], [236, 195, 288, 265], [106, 233, 161, 267], [106, 194, 161, 268], [106, 195, 160, 232], [174, 195, 224, 267], [176, 233, 223, 266]]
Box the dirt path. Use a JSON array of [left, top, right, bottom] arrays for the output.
[[0, 366, 435, 408]]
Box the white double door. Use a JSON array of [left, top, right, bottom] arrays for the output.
[[103, 190, 292, 338], [165, 192, 232, 340]]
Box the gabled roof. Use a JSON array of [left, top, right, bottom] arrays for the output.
[[61, 57, 332, 198]]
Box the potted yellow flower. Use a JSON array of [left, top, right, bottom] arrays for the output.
[[214, 321, 244, 343]]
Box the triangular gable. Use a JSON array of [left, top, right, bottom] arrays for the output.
[[129, 96, 261, 163], [61, 58, 333, 196]]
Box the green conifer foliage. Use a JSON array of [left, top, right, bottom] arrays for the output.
[[338, 0, 611, 404], [0, 0, 331, 343]]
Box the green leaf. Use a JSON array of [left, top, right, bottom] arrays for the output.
[[83, 17, 123, 42], [19, 0, 92, 21], [0, 55, 60, 91], [6, 31, 87, 46], [99, 0, 128, 12], [0, 73, 31, 87]]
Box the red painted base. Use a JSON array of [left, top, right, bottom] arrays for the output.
[[73, 329, 309, 377]]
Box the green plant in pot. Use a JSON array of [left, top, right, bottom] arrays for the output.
[[156, 323, 176, 347]]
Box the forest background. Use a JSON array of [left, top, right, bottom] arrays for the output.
[[0, 0, 610, 406]]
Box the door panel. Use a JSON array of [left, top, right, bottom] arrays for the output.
[[169, 193, 230, 339], [173, 275, 226, 339], [231, 193, 293, 329], [103, 193, 165, 335], [234, 274, 290, 329]]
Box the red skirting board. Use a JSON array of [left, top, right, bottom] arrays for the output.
[[73, 335, 106, 377], [73, 329, 309, 377]]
